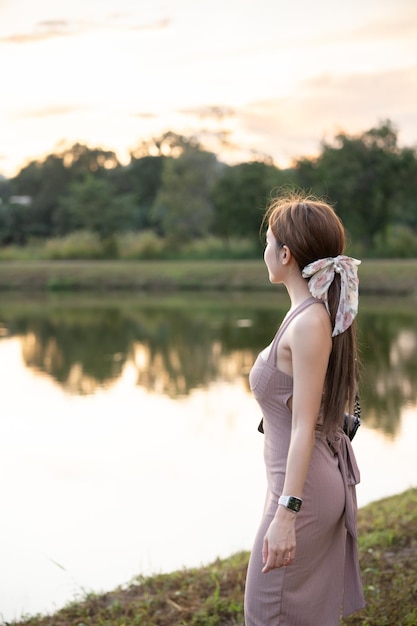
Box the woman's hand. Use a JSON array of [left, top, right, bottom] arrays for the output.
[[262, 508, 296, 573]]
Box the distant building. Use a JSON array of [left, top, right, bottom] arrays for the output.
[[10, 195, 32, 206]]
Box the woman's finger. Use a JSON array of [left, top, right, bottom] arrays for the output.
[[262, 549, 278, 573]]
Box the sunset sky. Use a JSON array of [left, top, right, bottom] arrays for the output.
[[1, 0, 416, 177]]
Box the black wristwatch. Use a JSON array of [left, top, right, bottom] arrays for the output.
[[278, 495, 303, 513]]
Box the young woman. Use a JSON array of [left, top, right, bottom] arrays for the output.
[[244, 194, 365, 625]]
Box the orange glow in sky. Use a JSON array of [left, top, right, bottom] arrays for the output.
[[0, 0, 416, 176]]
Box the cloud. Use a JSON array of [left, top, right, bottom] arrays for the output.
[[133, 112, 158, 119], [352, 15, 417, 41], [0, 19, 87, 44], [177, 105, 236, 120], [13, 105, 90, 119], [238, 66, 417, 163], [302, 0, 417, 47], [37, 19, 73, 29], [128, 18, 172, 31], [299, 68, 417, 129], [354, 2, 417, 41], [0, 13, 171, 45], [101, 10, 171, 31]]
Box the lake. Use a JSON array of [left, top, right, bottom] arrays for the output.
[[1, 291, 416, 622]]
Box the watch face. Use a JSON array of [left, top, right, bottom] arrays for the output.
[[288, 497, 302, 512]]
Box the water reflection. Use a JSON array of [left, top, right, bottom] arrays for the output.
[[11, 309, 130, 393], [1, 293, 417, 622], [359, 304, 417, 435], [1, 294, 417, 435]]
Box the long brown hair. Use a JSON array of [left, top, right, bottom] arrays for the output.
[[264, 192, 359, 433]]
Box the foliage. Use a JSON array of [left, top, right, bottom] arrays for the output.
[[294, 120, 417, 249], [372, 224, 417, 258], [5, 144, 121, 241], [43, 230, 107, 260], [56, 174, 135, 242], [343, 488, 417, 626], [1, 121, 417, 257], [130, 130, 202, 159], [0, 199, 32, 245], [110, 155, 165, 230], [151, 145, 219, 245], [10, 489, 417, 626], [116, 230, 166, 259], [179, 236, 258, 260], [116, 233, 258, 260], [211, 161, 292, 242]]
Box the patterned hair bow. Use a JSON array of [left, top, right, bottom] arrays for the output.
[[302, 255, 361, 337]]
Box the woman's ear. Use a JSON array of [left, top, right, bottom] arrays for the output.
[[281, 245, 291, 265]]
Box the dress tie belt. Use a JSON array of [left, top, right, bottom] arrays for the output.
[[327, 431, 366, 617]]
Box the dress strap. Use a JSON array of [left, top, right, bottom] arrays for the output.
[[266, 296, 321, 365]]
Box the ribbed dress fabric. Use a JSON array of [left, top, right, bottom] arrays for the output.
[[244, 296, 365, 626]]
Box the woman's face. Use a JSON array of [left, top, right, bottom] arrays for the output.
[[264, 227, 283, 283]]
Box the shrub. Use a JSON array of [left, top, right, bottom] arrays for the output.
[[373, 225, 417, 258], [117, 230, 166, 259], [43, 231, 106, 259], [179, 236, 258, 260], [0, 242, 42, 260]]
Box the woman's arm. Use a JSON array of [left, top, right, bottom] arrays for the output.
[[262, 309, 331, 573]]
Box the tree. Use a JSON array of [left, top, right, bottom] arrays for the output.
[[57, 174, 135, 241], [0, 202, 31, 245], [151, 146, 219, 244], [211, 161, 292, 241], [59, 143, 120, 177], [9, 144, 122, 240], [11, 155, 70, 238], [130, 131, 200, 159], [294, 120, 416, 248], [111, 156, 165, 230], [392, 147, 417, 231]]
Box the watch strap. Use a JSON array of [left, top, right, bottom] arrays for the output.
[[278, 495, 303, 513]]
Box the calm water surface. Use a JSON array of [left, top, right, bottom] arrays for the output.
[[1, 292, 416, 621]]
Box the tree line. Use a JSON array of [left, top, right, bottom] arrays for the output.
[[0, 120, 416, 258]]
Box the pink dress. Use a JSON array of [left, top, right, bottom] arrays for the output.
[[244, 297, 365, 626]]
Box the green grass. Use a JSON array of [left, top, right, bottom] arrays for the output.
[[11, 489, 417, 626], [0, 259, 416, 294]]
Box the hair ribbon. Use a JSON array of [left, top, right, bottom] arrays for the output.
[[302, 255, 361, 337]]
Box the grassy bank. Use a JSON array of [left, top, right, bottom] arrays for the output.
[[11, 488, 417, 626], [0, 259, 416, 295]]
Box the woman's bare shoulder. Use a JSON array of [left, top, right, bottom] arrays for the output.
[[291, 302, 332, 341]]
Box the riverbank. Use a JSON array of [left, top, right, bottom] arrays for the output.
[[9, 488, 417, 626], [0, 258, 416, 295]]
